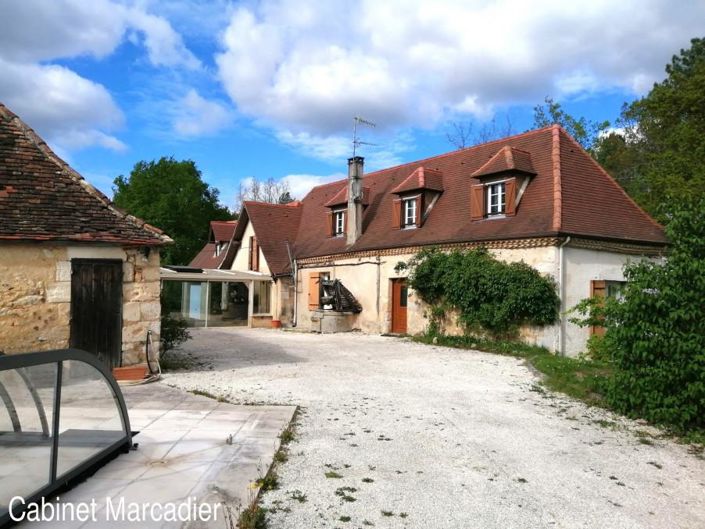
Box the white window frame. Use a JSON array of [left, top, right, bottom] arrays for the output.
[[486, 182, 506, 215], [334, 210, 345, 236], [403, 197, 417, 228]]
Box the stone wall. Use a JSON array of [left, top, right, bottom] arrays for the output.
[[0, 244, 161, 365]]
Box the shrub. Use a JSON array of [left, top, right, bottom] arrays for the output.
[[606, 200, 705, 432], [572, 198, 705, 432], [401, 247, 559, 336], [160, 313, 191, 353]]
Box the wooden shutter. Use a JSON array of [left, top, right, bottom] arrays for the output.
[[590, 280, 606, 336], [253, 237, 259, 271], [249, 236, 259, 271], [344, 211, 348, 234], [505, 178, 516, 216], [308, 272, 321, 309], [248, 236, 254, 270], [415, 195, 424, 227], [471, 184, 485, 220], [326, 211, 334, 237], [391, 198, 402, 229]]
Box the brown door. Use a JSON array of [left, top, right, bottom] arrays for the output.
[[70, 259, 123, 369], [391, 279, 408, 334]]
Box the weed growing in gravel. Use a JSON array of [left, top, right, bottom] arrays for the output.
[[335, 487, 357, 502], [289, 490, 308, 503], [325, 471, 343, 479], [339, 516, 351, 522], [362, 520, 374, 526], [400, 512, 409, 518], [361, 477, 374, 483], [189, 388, 227, 402], [381, 510, 394, 517]]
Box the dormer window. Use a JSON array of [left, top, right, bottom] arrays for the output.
[[487, 182, 506, 215], [403, 197, 418, 228], [334, 210, 345, 237]]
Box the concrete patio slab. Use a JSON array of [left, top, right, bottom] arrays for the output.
[[19, 382, 295, 528]]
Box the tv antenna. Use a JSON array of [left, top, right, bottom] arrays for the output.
[[352, 116, 376, 157]]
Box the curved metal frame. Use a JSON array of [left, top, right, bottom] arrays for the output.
[[0, 349, 133, 527]]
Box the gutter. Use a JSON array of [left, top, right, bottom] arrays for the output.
[[557, 235, 571, 356]]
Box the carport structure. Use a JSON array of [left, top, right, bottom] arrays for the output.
[[160, 266, 273, 328]]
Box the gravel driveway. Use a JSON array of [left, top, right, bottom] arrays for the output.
[[163, 328, 705, 529]]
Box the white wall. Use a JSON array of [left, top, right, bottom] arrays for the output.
[[562, 246, 648, 357], [296, 246, 561, 350], [231, 220, 271, 276]]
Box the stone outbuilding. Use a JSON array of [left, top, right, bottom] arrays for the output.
[[0, 103, 172, 368]]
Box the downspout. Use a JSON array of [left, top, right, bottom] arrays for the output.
[[292, 258, 298, 327], [557, 236, 571, 356]]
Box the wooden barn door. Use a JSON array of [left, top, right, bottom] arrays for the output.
[[391, 279, 408, 334], [70, 259, 123, 368]]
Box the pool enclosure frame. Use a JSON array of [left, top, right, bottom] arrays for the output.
[[0, 349, 133, 526]]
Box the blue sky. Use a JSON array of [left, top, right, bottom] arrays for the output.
[[1, 1, 703, 211]]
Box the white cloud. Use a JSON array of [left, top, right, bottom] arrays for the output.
[[281, 173, 345, 198], [171, 89, 234, 137], [0, 0, 199, 69], [215, 0, 705, 155], [0, 59, 125, 152], [0, 0, 200, 151]]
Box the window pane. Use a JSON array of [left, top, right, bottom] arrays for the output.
[[400, 286, 408, 307], [254, 282, 271, 314]]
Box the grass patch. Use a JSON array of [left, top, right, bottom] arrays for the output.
[[414, 334, 611, 406], [188, 389, 228, 402]]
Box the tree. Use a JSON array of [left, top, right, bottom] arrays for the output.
[[532, 96, 609, 154], [446, 116, 514, 149], [618, 37, 705, 220], [113, 157, 232, 265], [235, 177, 292, 210]]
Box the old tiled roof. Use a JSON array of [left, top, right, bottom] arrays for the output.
[[323, 185, 371, 207], [472, 145, 537, 178], [233, 201, 303, 275], [391, 166, 444, 194], [211, 220, 238, 242], [0, 103, 171, 246], [289, 126, 665, 260], [188, 220, 238, 269]]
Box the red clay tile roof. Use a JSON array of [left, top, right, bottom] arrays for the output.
[[472, 145, 537, 178], [323, 185, 371, 207], [237, 126, 665, 272], [289, 126, 665, 260], [0, 103, 172, 246], [391, 166, 444, 194], [211, 220, 238, 242], [233, 201, 303, 275], [188, 220, 238, 269]]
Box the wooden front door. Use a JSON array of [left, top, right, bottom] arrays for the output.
[[70, 259, 123, 369], [391, 279, 408, 334]]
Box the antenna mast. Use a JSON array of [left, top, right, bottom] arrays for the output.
[[352, 116, 376, 157]]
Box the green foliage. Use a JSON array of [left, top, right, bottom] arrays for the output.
[[160, 313, 191, 353], [113, 157, 232, 265], [406, 248, 559, 336], [615, 37, 705, 220], [572, 198, 705, 433], [532, 96, 610, 154]]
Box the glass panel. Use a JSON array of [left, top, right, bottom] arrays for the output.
[[0, 363, 56, 515], [253, 282, 271, 314], [56, 360, 126, 479], [400, 286, 408, 307], [207, 282, 249, 327]]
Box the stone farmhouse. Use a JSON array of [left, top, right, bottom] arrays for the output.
[[0, 104, 171, 368], [223, 125, 666, 356]]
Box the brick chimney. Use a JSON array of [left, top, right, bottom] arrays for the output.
[[346, 156, 364, 245]]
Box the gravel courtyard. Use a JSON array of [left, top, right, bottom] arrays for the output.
[[163, 328, 705, 529]]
